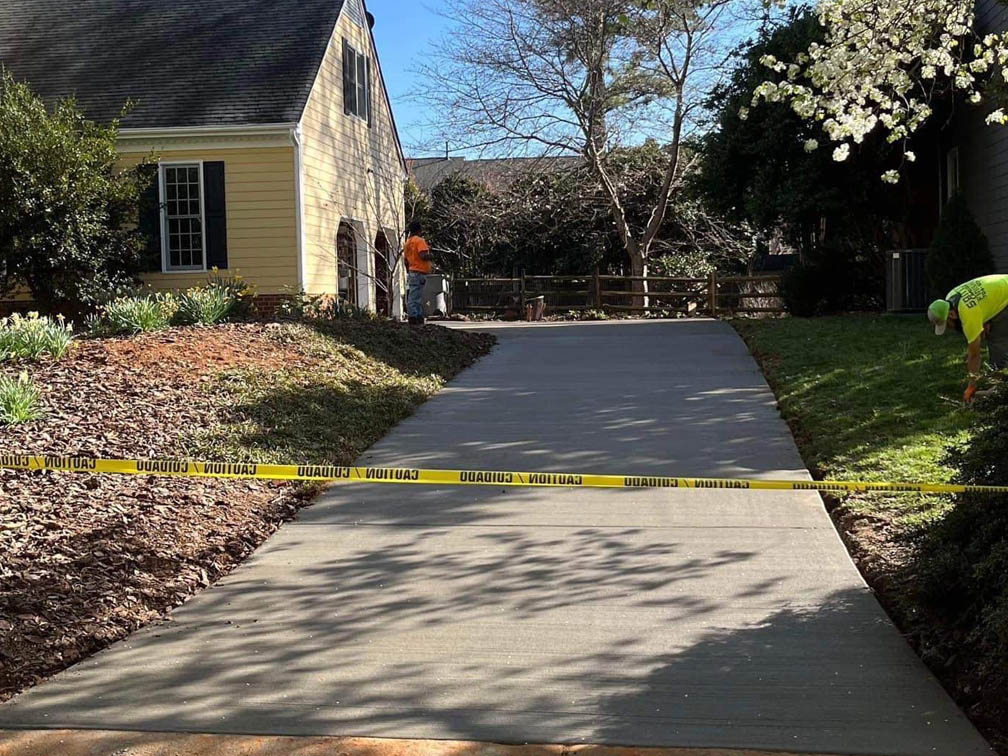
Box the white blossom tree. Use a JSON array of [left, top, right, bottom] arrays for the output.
[[753, 0, 1008, 183]]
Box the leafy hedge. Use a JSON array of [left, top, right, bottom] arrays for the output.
[[0, 72, 146, 310], [779, 243, 885, 316], [925, 194, 995, 299], [913, 376, 1008, 712]]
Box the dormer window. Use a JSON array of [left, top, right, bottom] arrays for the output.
[[343, 39, 372, 125]]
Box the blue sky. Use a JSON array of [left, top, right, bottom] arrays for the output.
[[368, 0, 449, 158], [366, 0, 765, 159]]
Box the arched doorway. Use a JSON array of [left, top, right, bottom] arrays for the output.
[[374, 229, 390, 316], [336, 221, 358, 306]]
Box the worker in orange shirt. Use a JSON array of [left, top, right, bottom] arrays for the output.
[[403, 220, 433, 325]]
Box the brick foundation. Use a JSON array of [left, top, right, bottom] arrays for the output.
[[249, 294, 293, 318]]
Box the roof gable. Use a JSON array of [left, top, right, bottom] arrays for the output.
[[343, 0, 367, 28], [0, 0, 346, 128]]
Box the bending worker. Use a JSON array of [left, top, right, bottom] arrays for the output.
[[928, 273, 1008, 402]]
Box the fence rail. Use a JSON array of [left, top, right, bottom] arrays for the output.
[[450, 270, 784, 318]]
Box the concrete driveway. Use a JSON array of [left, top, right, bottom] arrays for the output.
[[0, 320, 992, 755]]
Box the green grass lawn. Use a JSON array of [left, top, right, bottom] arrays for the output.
[[734, 314, 976, 525], [189, 320, 495, 466]]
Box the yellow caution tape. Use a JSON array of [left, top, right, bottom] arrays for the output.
[[1, 454, 1006, 495]]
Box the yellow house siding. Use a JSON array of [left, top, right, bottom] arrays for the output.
[[299, 6, 405, 304], [117, 146, 299, 294]]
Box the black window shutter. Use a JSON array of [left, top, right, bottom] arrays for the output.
[[357, 52, 367, 121], [366, 56, 373, 128], [203, 162, 228, 270], [136, 163, 162, 272], [343, 39, 355, 115]]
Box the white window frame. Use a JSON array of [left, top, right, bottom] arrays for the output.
[[345, 41, 370, 123], [337, 217, 374, 310], [336, 218, 360, 306], [159, 160, 207, 273]]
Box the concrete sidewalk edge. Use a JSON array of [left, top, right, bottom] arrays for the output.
[[0, 729, 849, 756]]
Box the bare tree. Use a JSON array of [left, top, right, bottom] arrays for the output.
[[420, 0, 756, 305]]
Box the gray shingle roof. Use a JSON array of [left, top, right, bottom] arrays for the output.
[[407, 156, 583, 193], [0, 0, 347, 128]]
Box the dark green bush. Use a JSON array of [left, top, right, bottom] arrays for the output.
[[925, 194, 995, 299], [914, 376, 1008, 697], [779, 265, 822, 316], [0, 73, 146, 310], [779, 243, 885, 317], [816, 243, 885, 311]]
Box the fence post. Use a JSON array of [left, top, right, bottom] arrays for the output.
[[709, 270, 718, 317], [520, 272, 527, 320], [593, 266, 602, 309]]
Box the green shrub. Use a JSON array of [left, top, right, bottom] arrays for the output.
[[0, 371, 43, 424], [205, 269, 257, 314], [175, 286, 238, 326], [278, 289, 375, 321], [816, 243, 885, 312], [0, 313, 74, 362], [925, 194, 995, 299], [779, 264, 822, 316], [0, 72, 146, 310], [779, 243, 885, 317], [94, 293, 177, 335], [914, 375, 1008, 689], [650, 251, 716, 278]]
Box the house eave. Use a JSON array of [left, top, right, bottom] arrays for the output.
[[117, 123, 299, 152], [119, 123, 297, 138]]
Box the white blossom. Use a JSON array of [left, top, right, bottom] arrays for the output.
[[987, 108, 1008, 125], [804, 138, 819, 152], [881, 170, 901, 183], [754, 0, 1008, 182]]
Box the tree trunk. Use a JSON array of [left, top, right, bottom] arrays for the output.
[[629, 242, 648, 313]]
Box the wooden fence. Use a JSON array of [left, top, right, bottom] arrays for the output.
[[450, 270, 784, 317]]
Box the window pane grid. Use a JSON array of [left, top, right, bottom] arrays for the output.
[[346, 43, 370, 121], [163, 164, 203, 270]]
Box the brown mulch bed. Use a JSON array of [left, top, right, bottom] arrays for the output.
[[0, 322, 493, 702], [0, 326, 315, 700]]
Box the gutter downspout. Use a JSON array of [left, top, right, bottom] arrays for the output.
[[291, 124, 307, 292]]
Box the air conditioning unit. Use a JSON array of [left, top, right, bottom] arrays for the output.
[[886, 249, 929, 312]]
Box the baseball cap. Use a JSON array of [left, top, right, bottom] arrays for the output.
[[928, 299, 951, 335]]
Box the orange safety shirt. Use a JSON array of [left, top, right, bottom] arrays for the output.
[[404, 235, 432, 274]]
